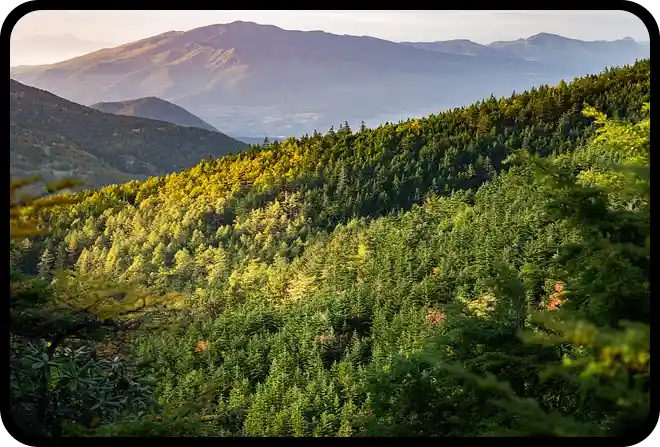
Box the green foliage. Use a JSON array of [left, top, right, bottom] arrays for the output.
[[9, 60, 651, 437], [414, 312, 650, 437], [9, 178, 169, 437], [364, 98, 650, 438], [10, 339, 156, 435]]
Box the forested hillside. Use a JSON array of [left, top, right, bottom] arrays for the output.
[[10, 80, 247, 188], [9, 60, 650, 438]]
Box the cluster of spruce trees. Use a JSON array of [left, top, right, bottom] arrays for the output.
[[9, 59, 650, 439]]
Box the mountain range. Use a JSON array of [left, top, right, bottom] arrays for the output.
[[401, 32, 649, 65], [10, 80, 246, 189], [10, 23, 650, 137]]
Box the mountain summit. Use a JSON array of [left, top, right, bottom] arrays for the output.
[[10, 23, 650, 136]]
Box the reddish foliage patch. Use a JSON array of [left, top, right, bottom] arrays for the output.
[[427, 309, 446, 325], [547, 281, 567, 311]]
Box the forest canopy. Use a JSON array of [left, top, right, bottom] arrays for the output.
[[8, 59, 651, 439]]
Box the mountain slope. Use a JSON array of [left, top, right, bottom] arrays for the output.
[[11, 61, 650, 437], [10, 80, 247, 188], [9, 23, 650, 139], [8, 22, 508, 102], [90, 96, 219, 132], [9, 22, 547, 137]]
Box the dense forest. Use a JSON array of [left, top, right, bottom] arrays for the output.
[[9, 59, 650, 439]]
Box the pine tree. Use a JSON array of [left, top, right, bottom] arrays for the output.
[[105, 243, 121, 274], [76, 247, 92, 275], [37, 247, 54, 279]]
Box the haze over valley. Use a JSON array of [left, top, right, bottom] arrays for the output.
[[11, 20, 649, 138]]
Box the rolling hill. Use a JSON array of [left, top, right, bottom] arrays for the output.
[[10, 80, 247, 188], [89, 96, 219, 132], [11, 22, 648, 137]]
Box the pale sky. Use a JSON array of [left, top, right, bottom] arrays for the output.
[[11, 10, 650, 45]]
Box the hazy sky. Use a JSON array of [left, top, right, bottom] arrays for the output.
[[12, 10, 650, 44]]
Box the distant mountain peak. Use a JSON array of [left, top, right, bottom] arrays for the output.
[[448, 38, 479, 44], [527, 32, 572, 43], [90, 96, 219, 132], [192, 21, 281, 34], [528, 32, 562, 38], [227, 20, 261, 26], [9, 24, 651, 137]]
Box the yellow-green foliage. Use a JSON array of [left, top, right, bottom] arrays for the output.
[[9, 61, 651, 438], [10, 177, 83, 240]]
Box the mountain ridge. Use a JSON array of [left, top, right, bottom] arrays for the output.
[[89, 96, 219, 132], [10, 22, 650, 136], [10, 80, 247, 189]]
